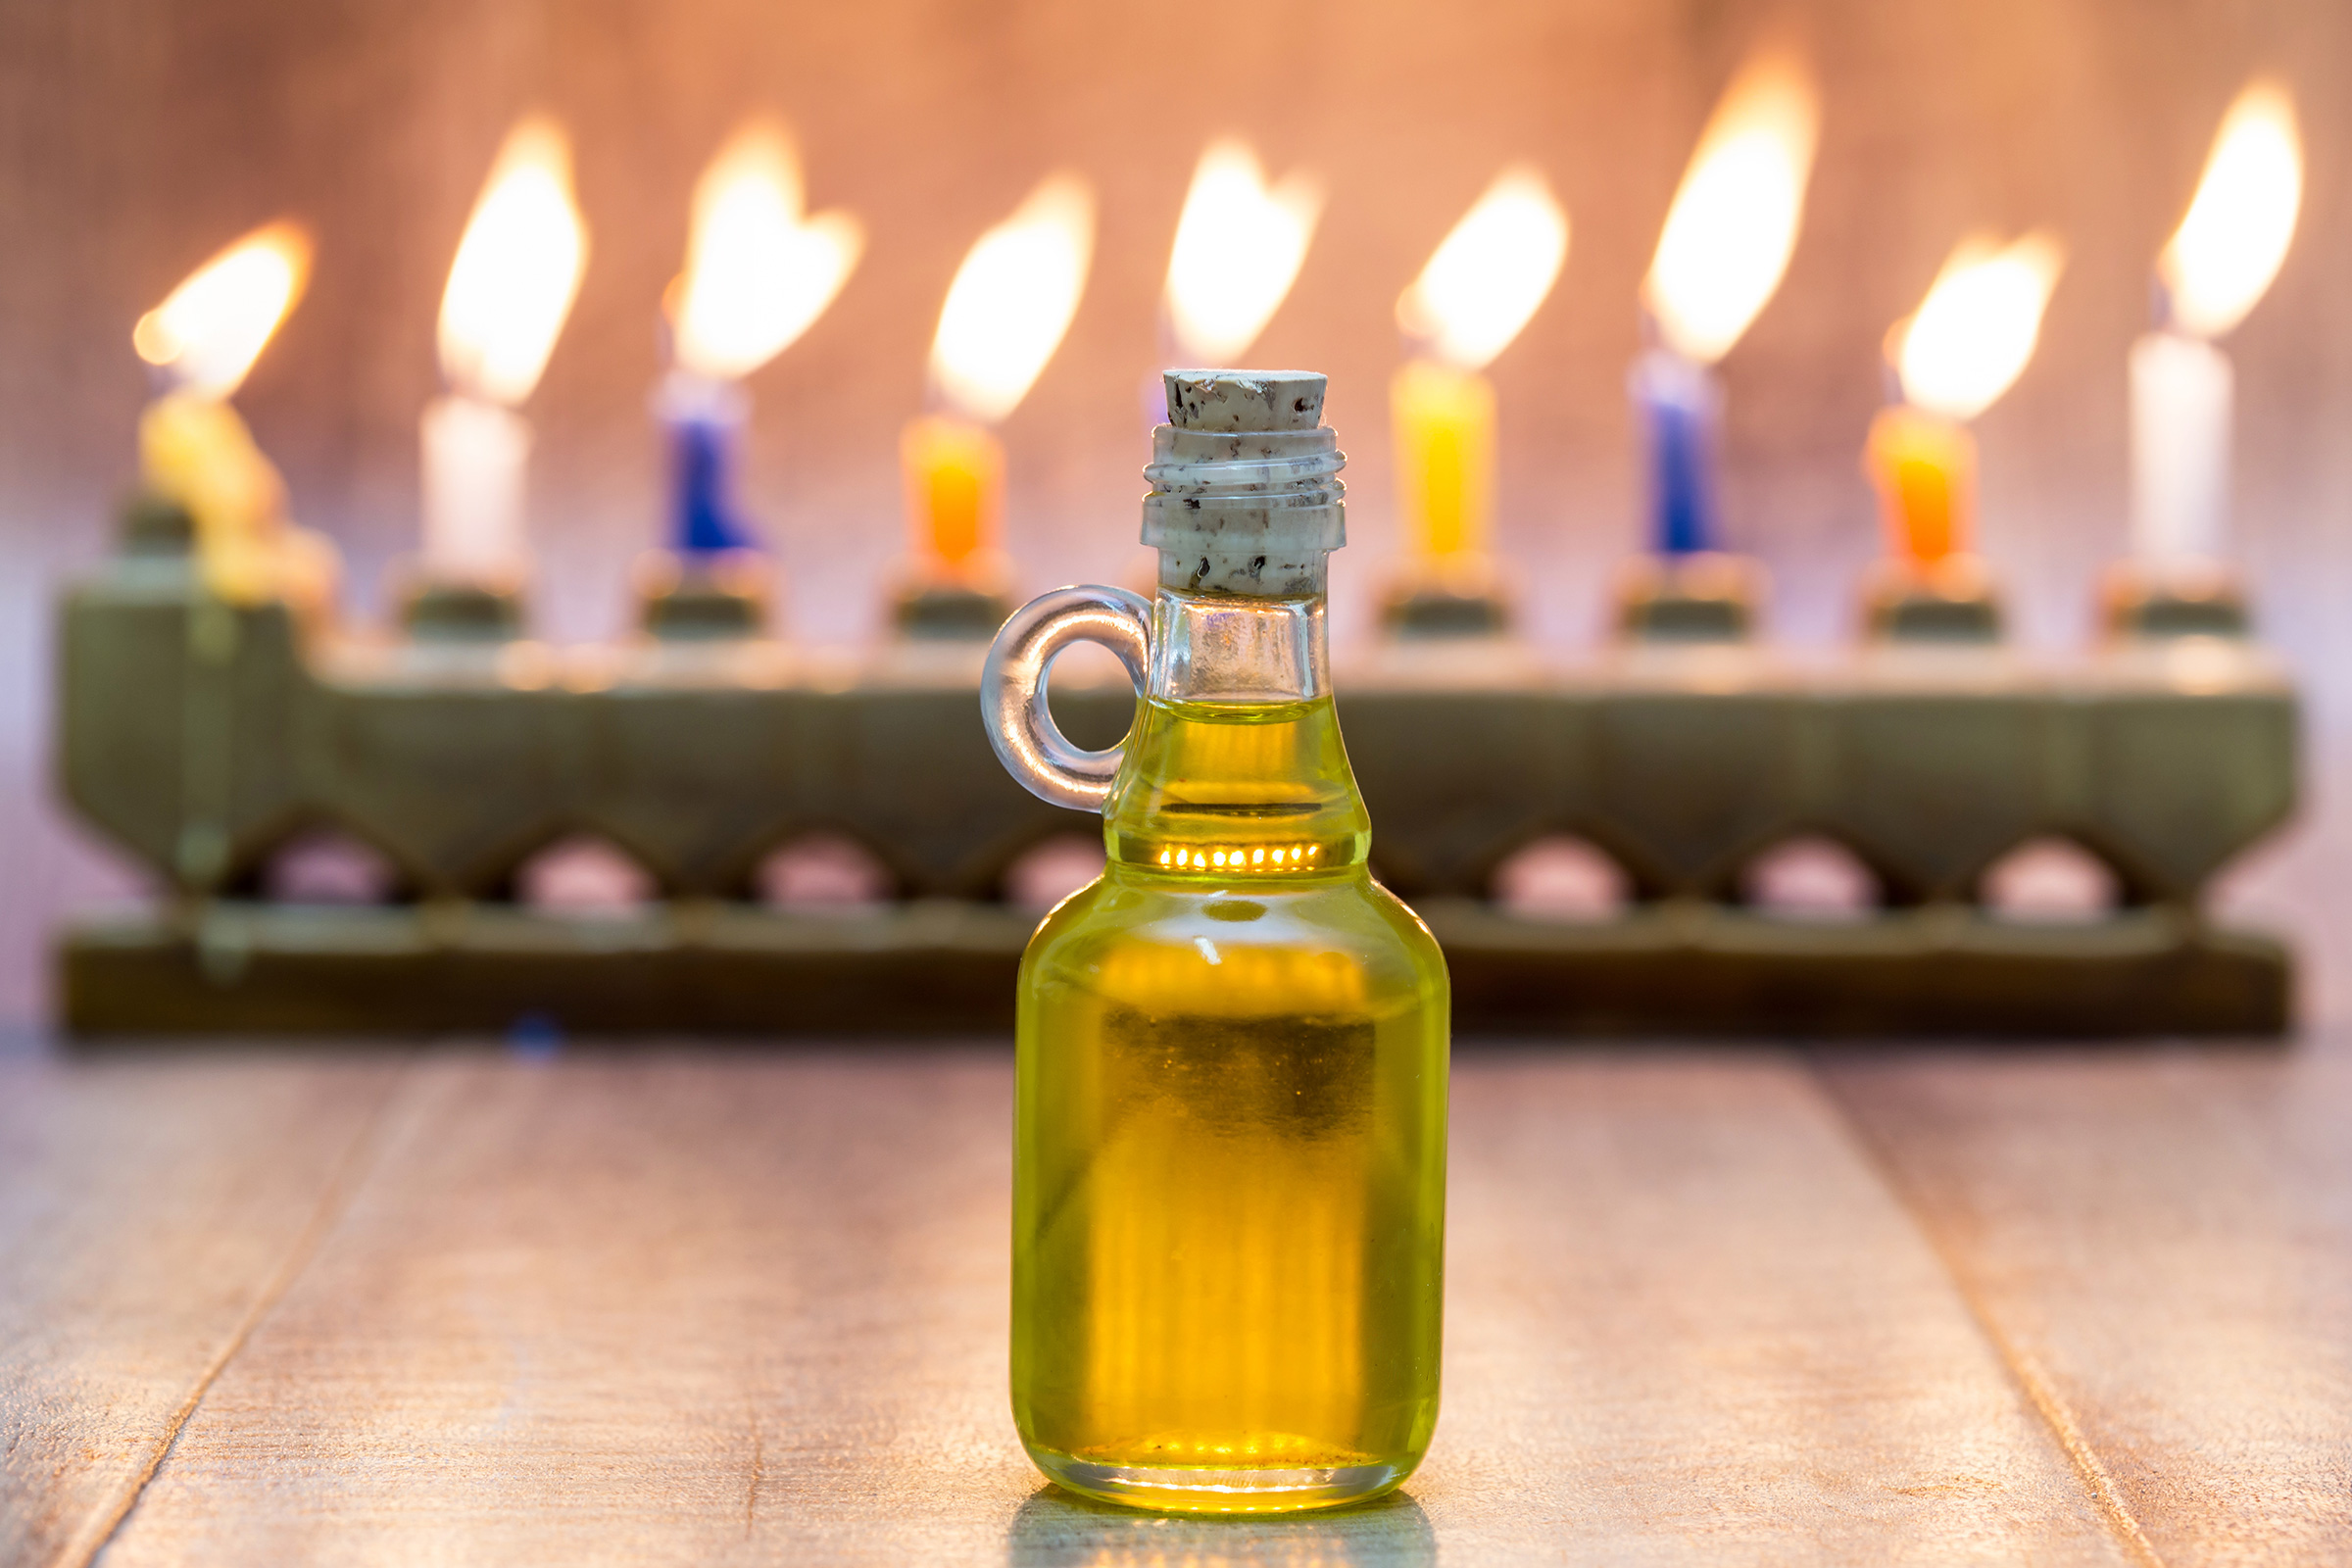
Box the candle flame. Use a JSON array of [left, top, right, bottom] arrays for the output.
[[1163, 139, 1322, 366], [929, 173, 1095, 424], [1644, 53, 1819, 365], [132, 222, 311, 399], [2161, 81, 2301, 340], [438, 118, 589, 407], [1396, 168, 1569, 371], [1894, 232, 2066, 422], [671, 119, 864, 381]]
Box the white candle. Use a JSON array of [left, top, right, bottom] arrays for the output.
[[2128, 82, 2302, 575], [419, 118, 588, 590], [2129, 330, 2231, 564], [420, 395, 531, 584]]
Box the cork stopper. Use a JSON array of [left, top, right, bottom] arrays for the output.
[[1142, 369, 1347, 597], [1164, 370, 1326, 432]]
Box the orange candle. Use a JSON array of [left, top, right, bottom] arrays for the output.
[[1868, 232, 2065, 572], [901, 414, 1004, 572], [1864, 404, 1976, 564], [908, 174, 1094, 588], [1391, 360, 1495, 560]]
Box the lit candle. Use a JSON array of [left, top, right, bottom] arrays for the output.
[[900, 415, 1004, 572], [1163, 139, 1321, 368], [906, 174, 1094, 589], [1867, 234, 2065, 567], [662, 119, 861, 558], [1636, 52, 1817, 557], [2131, 82, 2301, 571], [130, 222, 333, 608], [421, 119, 588, 591], [1392, 169, 1568, 567], [1627, 349, 1717, 556]]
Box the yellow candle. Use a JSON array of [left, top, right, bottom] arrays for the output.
[[1864, 404, 1976, 564], [139, 389, 338, 608], [901, 414, 1004, 573], [1391, 359, 1494, 561], [131, 221, 332, 608]]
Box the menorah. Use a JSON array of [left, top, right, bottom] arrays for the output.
[[56, 509, 2296, 1039]]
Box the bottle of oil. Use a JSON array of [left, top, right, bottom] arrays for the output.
[[982, 370, 1448, 1514]]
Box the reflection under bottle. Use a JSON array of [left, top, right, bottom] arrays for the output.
[[1004, 1486, 1437, 1568]]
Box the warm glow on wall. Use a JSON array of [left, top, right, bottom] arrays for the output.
[[1894, 233, 2066, 421], [1644, 53, 1818, 365], [132, 222, 312, 400], [2160, 82, 2302, 340], [670, 120, 863, 382], [1163, 140, 1321, 366], [1396, 168, 1569, 371], [929, 173, 1096, 423], [437, 118, 589, 407]]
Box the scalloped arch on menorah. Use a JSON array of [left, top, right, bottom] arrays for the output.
[[249, 817, 407, 905], [753, 831, 897, 908], [1737, 833, 1887, 919], [1978, 834, 2126, 922], [1001, 833, 1109, 911], [511, 832, 662, 911], [1487, 833, 1632, 921]]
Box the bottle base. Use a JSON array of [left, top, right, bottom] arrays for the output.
[[1026, 1446, 1412, 1515]]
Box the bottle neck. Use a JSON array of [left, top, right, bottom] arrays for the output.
[[1148, 586, 1329, 704], [1104, 586, 1368, 880]]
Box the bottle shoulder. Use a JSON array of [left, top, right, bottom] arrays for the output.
[[1358, 872, 1450, 976], [1021, 867, 1447, 1004]]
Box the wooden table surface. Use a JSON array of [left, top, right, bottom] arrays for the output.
[[4, 1032, 2346, 1566]]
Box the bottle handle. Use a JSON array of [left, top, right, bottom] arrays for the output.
[[981, 584, 1153, 811]]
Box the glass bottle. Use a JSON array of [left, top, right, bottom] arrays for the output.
[[982, 370, 1449, 1514]]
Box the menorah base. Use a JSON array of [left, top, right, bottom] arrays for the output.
[[1380, 556, 1511, 638], [403, 582, 523, 642], [638, 551, 771, 640], [2103, 561, 2250, 640], [61, 900, 2287, 1039], [894, 585, 1012, 640], [1863, 555, 2003, 643], [1615, 553, 1761, 642]]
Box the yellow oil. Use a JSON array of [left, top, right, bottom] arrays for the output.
[[1012, 694, 1449, 1513]]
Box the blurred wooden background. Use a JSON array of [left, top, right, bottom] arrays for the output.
[[4, 0, 2350, 1026]]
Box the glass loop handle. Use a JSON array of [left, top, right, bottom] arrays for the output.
[[981, 585, 1153, 811]]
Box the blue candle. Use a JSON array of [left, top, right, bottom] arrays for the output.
[[657, 371, 756, 556], [1630, 346, 1720, 556]]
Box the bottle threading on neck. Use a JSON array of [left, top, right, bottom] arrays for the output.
[[1102, 585, 1370, 878]]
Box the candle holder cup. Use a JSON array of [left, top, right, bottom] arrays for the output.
[[1614, 551, 1762, 642], [399, 575, 526, 644], [2101, 558, 2249, 641], [891, 550, 1015, 640], [1380, 554, 1511, 639], [121, 492, 198, 559], [636, 548, 772, 641], [1862, 554, 2003, 643]]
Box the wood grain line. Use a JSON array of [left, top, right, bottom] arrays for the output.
[[745, 1413, 762, 1540], [53, 1055, 415, 1568], [1811, 1063, 2168, 1568]]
